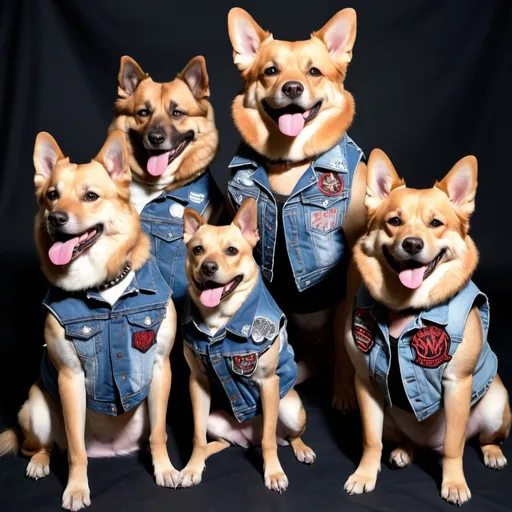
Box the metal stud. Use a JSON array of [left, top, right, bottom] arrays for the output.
[[82, 325, 91, 335], [144, 316, 151, 326]]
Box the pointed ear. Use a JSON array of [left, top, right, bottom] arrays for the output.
[[313, 8, 357, 66], [178, 56, 210, 99], [33, 132, 65, 192], [233, 198, 260, 248], [435, 156, 478, 218], [183, 209, 206, 244], [118, 56, 147, 96], [365, 149, 405, 213], [228, 8, 272, 72], [94, 130, 130, 182]]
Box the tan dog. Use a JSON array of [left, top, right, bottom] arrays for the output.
[[179, 199, 315, 492], [344, 149, 511, 505], [226, 8, 368, 409], [0, 131, 179, 510]]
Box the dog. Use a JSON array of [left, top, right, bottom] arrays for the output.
[[0, 130, 179, 511], [178, 198, 316, 492], [225, 8, 367, 408], [344, 149, 511, 505], [111, 55, 225, 311]]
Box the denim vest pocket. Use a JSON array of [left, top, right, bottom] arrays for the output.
[[126, 310, 166, 353], [302, 191, 349, 235], [65, 320, 104, 357]]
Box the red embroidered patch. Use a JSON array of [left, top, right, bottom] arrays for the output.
[[411, 326, 452, 368], [133, 330, 156, 353], [353, 307, 375, 354], [232, 353, 258, 377], [318, 172, 343, 196], [311, 208, 338, 232]]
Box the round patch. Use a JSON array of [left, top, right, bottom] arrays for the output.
[[169, 203, 184, 219], [318, 172, 343, 197], [411, 326, 452, 368], [353, 307, 375, 354]]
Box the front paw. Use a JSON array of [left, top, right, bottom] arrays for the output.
[[264, 469, 289, 493], [154, 463, 181, 489], [179, 464, 205, 488], [26, 454, 50, 480], [344, 471, 377, 495], [441, 479, 472, 506], [61, 483, 91, 511]]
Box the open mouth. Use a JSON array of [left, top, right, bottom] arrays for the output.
[[262, 100, 322, 137], [193, 275, 243, 308], [146, 134, 194, 177], [383, 246, 446, 290], [48, 225, 103, 266]]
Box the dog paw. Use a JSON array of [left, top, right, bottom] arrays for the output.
[[483, 445, 508, 470], [344, 472, 377, 495], [441, 479, 472, 506], [61, 483, 91, 511], [179, 464, 204, 488], [154, 464, 181, 489], [293, 445, 316, 465], [26, 456, 50, 480], [389, 447, 413, 468], [264, 470, 289, 493]]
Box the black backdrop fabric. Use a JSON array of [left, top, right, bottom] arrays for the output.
[[1, 1, 512, 511]]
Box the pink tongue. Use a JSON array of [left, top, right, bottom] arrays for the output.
[[200, 287, 224, 308], [398, 266, 427, 289], [147, 152, 171, 176], [48, 237, 79, 266], [278, 113, 305, 137]]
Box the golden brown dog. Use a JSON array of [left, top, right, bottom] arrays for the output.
[[344, 149, 511, 505], [0, 131, 178, 510], [179, 199, 315, 492]]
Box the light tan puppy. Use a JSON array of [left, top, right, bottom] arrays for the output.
[[179, 199, 315, 492], [0, 131, 178, 511], [344, 149, 511, 505]]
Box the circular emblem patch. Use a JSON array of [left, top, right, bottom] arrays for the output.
[[353, 307, 375, 354], [169, 203, 184, 219], [318, 173, 343, 197], [411, 326, 452, 368]]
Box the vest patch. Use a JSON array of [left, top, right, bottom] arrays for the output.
[[318, 172, 343, 196], [133, 330, 156, 353], [353, 307, 375, 353], [311, 208, 338, 232], [251, 316, 278, 343], [411, 326, 452, 368], [232, 353, 258, 377]]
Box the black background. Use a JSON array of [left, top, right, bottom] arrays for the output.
[[1, 1, 512, 511]]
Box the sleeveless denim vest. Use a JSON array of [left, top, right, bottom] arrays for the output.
[[353, 281, 497, 421], [182, 275, 298, 423], [139, 169, 222, 309], [40, 257, 171, 416], [227, 135, 364, 292]]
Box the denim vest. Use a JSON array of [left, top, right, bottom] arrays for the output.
[[140, 169, 221, 308], [182, 276, 298, 423], [41, 258, 171, 416], [227, 135, 364, 291], [353, 281, 497, 421]]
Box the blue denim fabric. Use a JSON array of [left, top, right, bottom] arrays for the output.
[[227, 135, 364, 293], [354, 281, 497, 421], [182, 275, 298, 423], [40, 257, 171, 416]]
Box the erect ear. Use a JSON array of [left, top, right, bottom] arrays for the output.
[[228, 8, 272, 72], [94, 130, 130, 182], [233, 198, 260, 248], [365, 149, 405, 213], [33, 132, 65, 192], [178, 56, 210, 99], [183, 209, 206, 245], [313, 8, 357, 66], [435, 156, 478, 218], [118, 56, 147, 96]]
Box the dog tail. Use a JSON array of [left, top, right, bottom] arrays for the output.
[[0, 428, 20, 456]]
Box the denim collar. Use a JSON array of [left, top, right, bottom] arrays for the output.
[[151, 169, 208, 205]]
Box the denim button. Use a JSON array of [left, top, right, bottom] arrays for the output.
[[82, 325, 91, 335], [117, 353, 123, 358], [322, 199, 329, 207], [111, 406, 117, 413], [144, 316, 151, 326]]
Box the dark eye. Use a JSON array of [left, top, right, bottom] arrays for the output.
[[84, 191, 99, 202], [430, 218, 443, 228], [309, 67, 322, 76], [137, 109, 150, 117], [47, 190, 59, 201], [387, 216, 402, 227], [193, 245, 204, 255], [226, 246, 239, 256], [264, 66, 278, 76], [171, 110, 184, 118]]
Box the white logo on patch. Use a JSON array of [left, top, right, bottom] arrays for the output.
[[189, 192, 205, 204], [251, 317, 278, 343], [169, 203, 185, 218], [236, 170, 255, 187]]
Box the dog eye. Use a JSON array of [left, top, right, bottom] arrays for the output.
[[84, 192, 99, 202], [46, 190, 59, 201], [309, 67, 322, 76], [172, 110, 185, 118], [264, 66, 278, 76], [430, 218, 443, 228], [387, 216, 402, 227], [137, 109, 150, 117], [193, 245, 204, 255], [226, 246, 239, 256]]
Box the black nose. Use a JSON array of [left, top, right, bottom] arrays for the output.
[[282, 81, 304, 99], [48, 211, 69, 228], [147, 132, 165, 146], [402, 237, 424, 256], [201, 260, 218, 277]]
